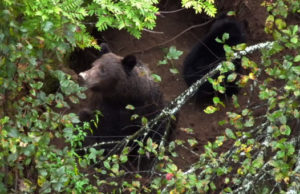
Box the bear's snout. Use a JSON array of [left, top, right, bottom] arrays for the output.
[[79, 72, 87, 80], [78, 72, 88, 85]]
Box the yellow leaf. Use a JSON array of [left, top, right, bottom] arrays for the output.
[[249, 72, 256, 80], [284, 177, 290, 184], [237, 168, 244, 175], [38, 176, 46, 187]]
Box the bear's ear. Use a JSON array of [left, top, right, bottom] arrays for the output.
[[99, 43, 111, 55], [122, 55, 137, 75]]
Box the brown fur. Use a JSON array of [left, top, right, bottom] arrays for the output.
[[77, 52, 165, 150]]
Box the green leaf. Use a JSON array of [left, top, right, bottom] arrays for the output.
[[244, 118, 254, 127], [292, 25, 298, 35], [167, 163, 178, 172], [224, 187, 233, 192], [292, 66, 300, 75], [138, 148, 145, 155], [120, 155, 128, 163], [69, 95, 79, 104], [104, 160, 110, 169], [187, 138, 198, 147], [216, 85, 225, 93], [294, 55, 300, 62], [232, 95, 240, 108], [167, 46, 183, 60], [212, 97, 225, 107], [222, 61, 235, 71], [275, 18, 286, 30], [8, 128, 19, 138], [286, 144, 295, 156], [169, 68, 179, 74], [8, 153, 18, 162], [111, 163, 119, 174], [125, 104, 135, 110], [227, 11, 236, 16], [210, 182, 216, 190], [265, 15, 274, 34], [234, 43, 247, 51], [0, 116, 10, 124], [215, 37, 222, 43], [222, 33, 229, 41], [273, 29, 282, 40], [242, 109, 250, 116], [277, 150, 285, 159], [158, 59, 167, 65], [141, 117, 148, 126], [225, 128, 236, 139], [23, 144, 35, 156], [43, 21, 53, 32], [227, 73, 237, 82], [218, 120, 227, 126], [279, 124, 291, 136], [30, 81, 43, 89], [151, 74, 162, 82], [290, 37, 298, 44], [131, 114, 139, 120]]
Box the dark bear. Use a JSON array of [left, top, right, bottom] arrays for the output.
[[183, 16, 247, 100], [77, 44, 169, 153]]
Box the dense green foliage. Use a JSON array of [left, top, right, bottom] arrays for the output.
[[0, 0, 299, 193], [0, 0, 94, 192], [88, 0, 159, 38], [181, 0, 216, 16], [0, 0, 217, 193]]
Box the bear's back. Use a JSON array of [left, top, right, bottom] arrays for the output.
[[182, 16, 246, 98]]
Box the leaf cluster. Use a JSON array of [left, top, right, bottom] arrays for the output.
[[88, 0, 159, 39], [181, 0, 217, 17], [0, 0, 95, 192]]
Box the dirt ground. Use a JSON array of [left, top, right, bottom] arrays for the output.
[[93, 0, 269, 168]]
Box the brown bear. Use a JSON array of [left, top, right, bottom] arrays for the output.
[[77, 44, 167, 152]]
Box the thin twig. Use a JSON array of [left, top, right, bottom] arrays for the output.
[[143, 29, 164, 34], [130, 20, 214, 55], [159, 8, 185, 14]]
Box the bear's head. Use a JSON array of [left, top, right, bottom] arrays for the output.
[[78, 43, 158, 105], [209, 16, 247, 47], [78, 53, 138, 92]]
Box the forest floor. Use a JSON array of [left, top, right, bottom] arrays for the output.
[[98, 0, 269, 168]]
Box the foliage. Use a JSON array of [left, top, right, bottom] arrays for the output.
[[181, 0, 217, 17], [5, 0, 299, 193], [0, 0, 98, 192], [87, 0, 159, 39], [158, 46, 183, 75]]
